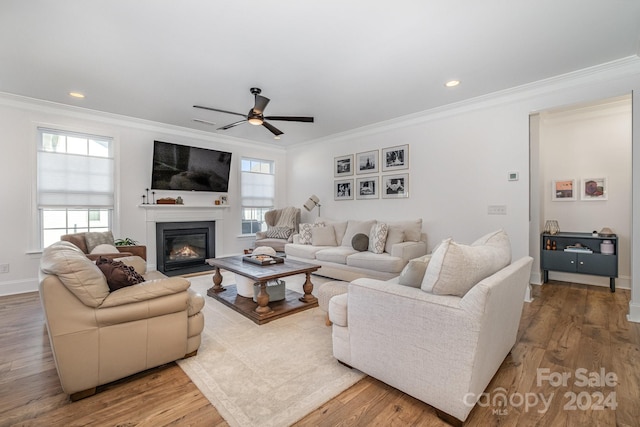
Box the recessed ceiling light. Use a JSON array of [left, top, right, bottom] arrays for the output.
[[274, 136, 281, 140], [69, 91, 85, 98], [445, 80, 460, 88]]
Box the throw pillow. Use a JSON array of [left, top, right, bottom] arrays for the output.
[[421, 231, 511, 297], [341, 220, 376, 247], [398, 254, 432, 288], [90, 243, 120, 254], [368, 222, 388, 254], [84, 231, 115, 253], [265, 226, 293, 239], [384, 228, 404, 254], [299, 222, 324, 244], [351, 233, 369, 252], [96, 257, 145, 292], [386, 219, 422, 242], [312, 226, 337, 246]]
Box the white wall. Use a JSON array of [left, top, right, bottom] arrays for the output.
[[539, 97, 632, 288], [0, 96, 287, 295]]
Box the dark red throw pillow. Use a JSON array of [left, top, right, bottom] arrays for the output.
[[96, 257, 145, 292]]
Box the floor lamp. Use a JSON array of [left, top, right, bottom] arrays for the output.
[[303, 195, 321, 217]]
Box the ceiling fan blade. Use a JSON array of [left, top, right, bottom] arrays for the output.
[[264, 116, 314, 123], [217, 120, 247, 130], [253, 95, 270, 114], [194, 105, 246, 118], [262, 121, 283, 136]]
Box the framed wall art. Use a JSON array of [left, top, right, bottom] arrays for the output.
[[382, 173, 409, 199], [552, 179, 576, 201], [356, 150, 379, 174], [334, 154, 353, 177], [382, 144, 409, 171], [334, 179, 354, 200], [356, 177, 379, 200], [581, 177, 607, 201]]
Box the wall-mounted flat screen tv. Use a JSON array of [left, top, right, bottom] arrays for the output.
[[151, 140, 232, 192]]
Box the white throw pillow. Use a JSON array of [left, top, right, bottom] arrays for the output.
[[341, 220, 376, 247], [386, 219, 422, 242], [312, 225, 337, 246], [398, 254, 431, 288], [90, 244, 120, 254], [421, 230, 511, 297], [368, 222, 388, 254]]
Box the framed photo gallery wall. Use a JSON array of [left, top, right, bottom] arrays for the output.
[[334, 144, 409, 200], [551, 177, 608, 201]]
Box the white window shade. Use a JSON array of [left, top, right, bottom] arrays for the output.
[[241, 171, 274, 207], [37, 150, 114, 207]]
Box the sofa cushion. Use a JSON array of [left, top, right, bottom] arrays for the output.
[[341, 220, 376, 247], [96, 257, 146, 292], [285, 243, 328, 260], [346, 251, 406, 273], [421, 230, 511, 297], [266, 226, 293, 239], [351, 233, 369, 251], [384, 227, 404, 253], [40, 241, 110, 307], [368, 222, 388, 254], [316, 218, 348, 244], [312, 225, 337, 246], [387, 219, 422, 242], [398, 254, 432, 288], [84, 231, 116, 253], [316, 247, 358, 264], [118, 255, 147, 275]]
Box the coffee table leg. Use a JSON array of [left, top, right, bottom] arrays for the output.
[[254, 281, 273, 315], [299, 272, 318, 303], [207, 267, 226, 297]]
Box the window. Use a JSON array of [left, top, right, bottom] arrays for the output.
[[240, 158, 274, 234], [37, 128, 114, 248]]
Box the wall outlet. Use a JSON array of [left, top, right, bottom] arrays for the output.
[[488, 205, 507, 215], [0, 263, 9, 273]]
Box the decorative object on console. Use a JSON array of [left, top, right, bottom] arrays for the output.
[[334, 154, 354, 177], [335, 179, 353, 200], [552, 178, 576, 201], [543, 220, 560, 235], [303, 194, 321, 216], [382, 144, 409, 171], [382, 173, 409, 199], [599, 227, 615, 237], [356, 150, 379, 174], [175, 196, 183, 204]]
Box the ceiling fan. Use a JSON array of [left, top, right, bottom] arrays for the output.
[[193, 87, 314, 136]]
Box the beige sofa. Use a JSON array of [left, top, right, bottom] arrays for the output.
[[329, 230, 533, 425], [39, 241, 205, 400], [285, 218, 427, 281]]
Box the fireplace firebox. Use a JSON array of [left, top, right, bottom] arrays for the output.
[[156, 221, 215, 276]]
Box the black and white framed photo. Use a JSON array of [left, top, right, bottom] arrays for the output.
[[382, 144, 409, 171], [334, 179, 354, 200], [356, 177, 379, 200], [356, 150, 379, 174], [382, 173, 409, 199], [334, 154, 353, 177], [581, 177, 607, 201]]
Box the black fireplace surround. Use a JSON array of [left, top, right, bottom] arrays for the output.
[[156, 221, 215, 276]]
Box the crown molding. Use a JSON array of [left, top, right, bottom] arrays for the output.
[[0, 92, 286, 152], [298, 55, 640, 147]]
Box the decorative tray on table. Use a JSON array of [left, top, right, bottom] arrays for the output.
[[243, 254, 285, 266]]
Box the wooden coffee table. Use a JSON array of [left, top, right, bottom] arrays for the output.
[[205, 256, 321, 324]]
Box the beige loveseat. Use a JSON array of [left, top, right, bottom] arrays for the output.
[[329, 230, 533, 425], [39, 241, 205, 400], [285, 218, 427, 281]]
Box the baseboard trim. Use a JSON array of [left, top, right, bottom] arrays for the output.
[[0, 278, 39, 297], [627, 301, 640, 323]]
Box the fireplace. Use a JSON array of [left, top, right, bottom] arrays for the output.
[[156, 221, 215, 276]]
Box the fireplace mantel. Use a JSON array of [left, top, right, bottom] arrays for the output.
[[140, 204, 228, 271]]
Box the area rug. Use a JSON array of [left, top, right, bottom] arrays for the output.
[[178, 274, 365, 427]]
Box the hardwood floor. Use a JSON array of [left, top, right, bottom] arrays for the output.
[[1, 281, 639, 426]]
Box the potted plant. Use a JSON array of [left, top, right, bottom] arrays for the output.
[[115, 237, 139, 246]]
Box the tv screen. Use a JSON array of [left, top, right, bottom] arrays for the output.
[[151, 141, 232, 192]]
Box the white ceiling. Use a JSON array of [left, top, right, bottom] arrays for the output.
[[1, 1, 639, 146]]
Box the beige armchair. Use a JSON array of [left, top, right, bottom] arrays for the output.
[[39, 241, 204, 400], [61, 231, 147, 261], [254, 207, 301, 252]]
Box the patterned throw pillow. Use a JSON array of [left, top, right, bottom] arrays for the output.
[[265, 226, 293, 239], [368, 222, 388, 254], [299, 222, 324, 244], [95, 257, 145, 292]]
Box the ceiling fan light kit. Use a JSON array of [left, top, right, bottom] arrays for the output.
[[193, 87, 314, 137]]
